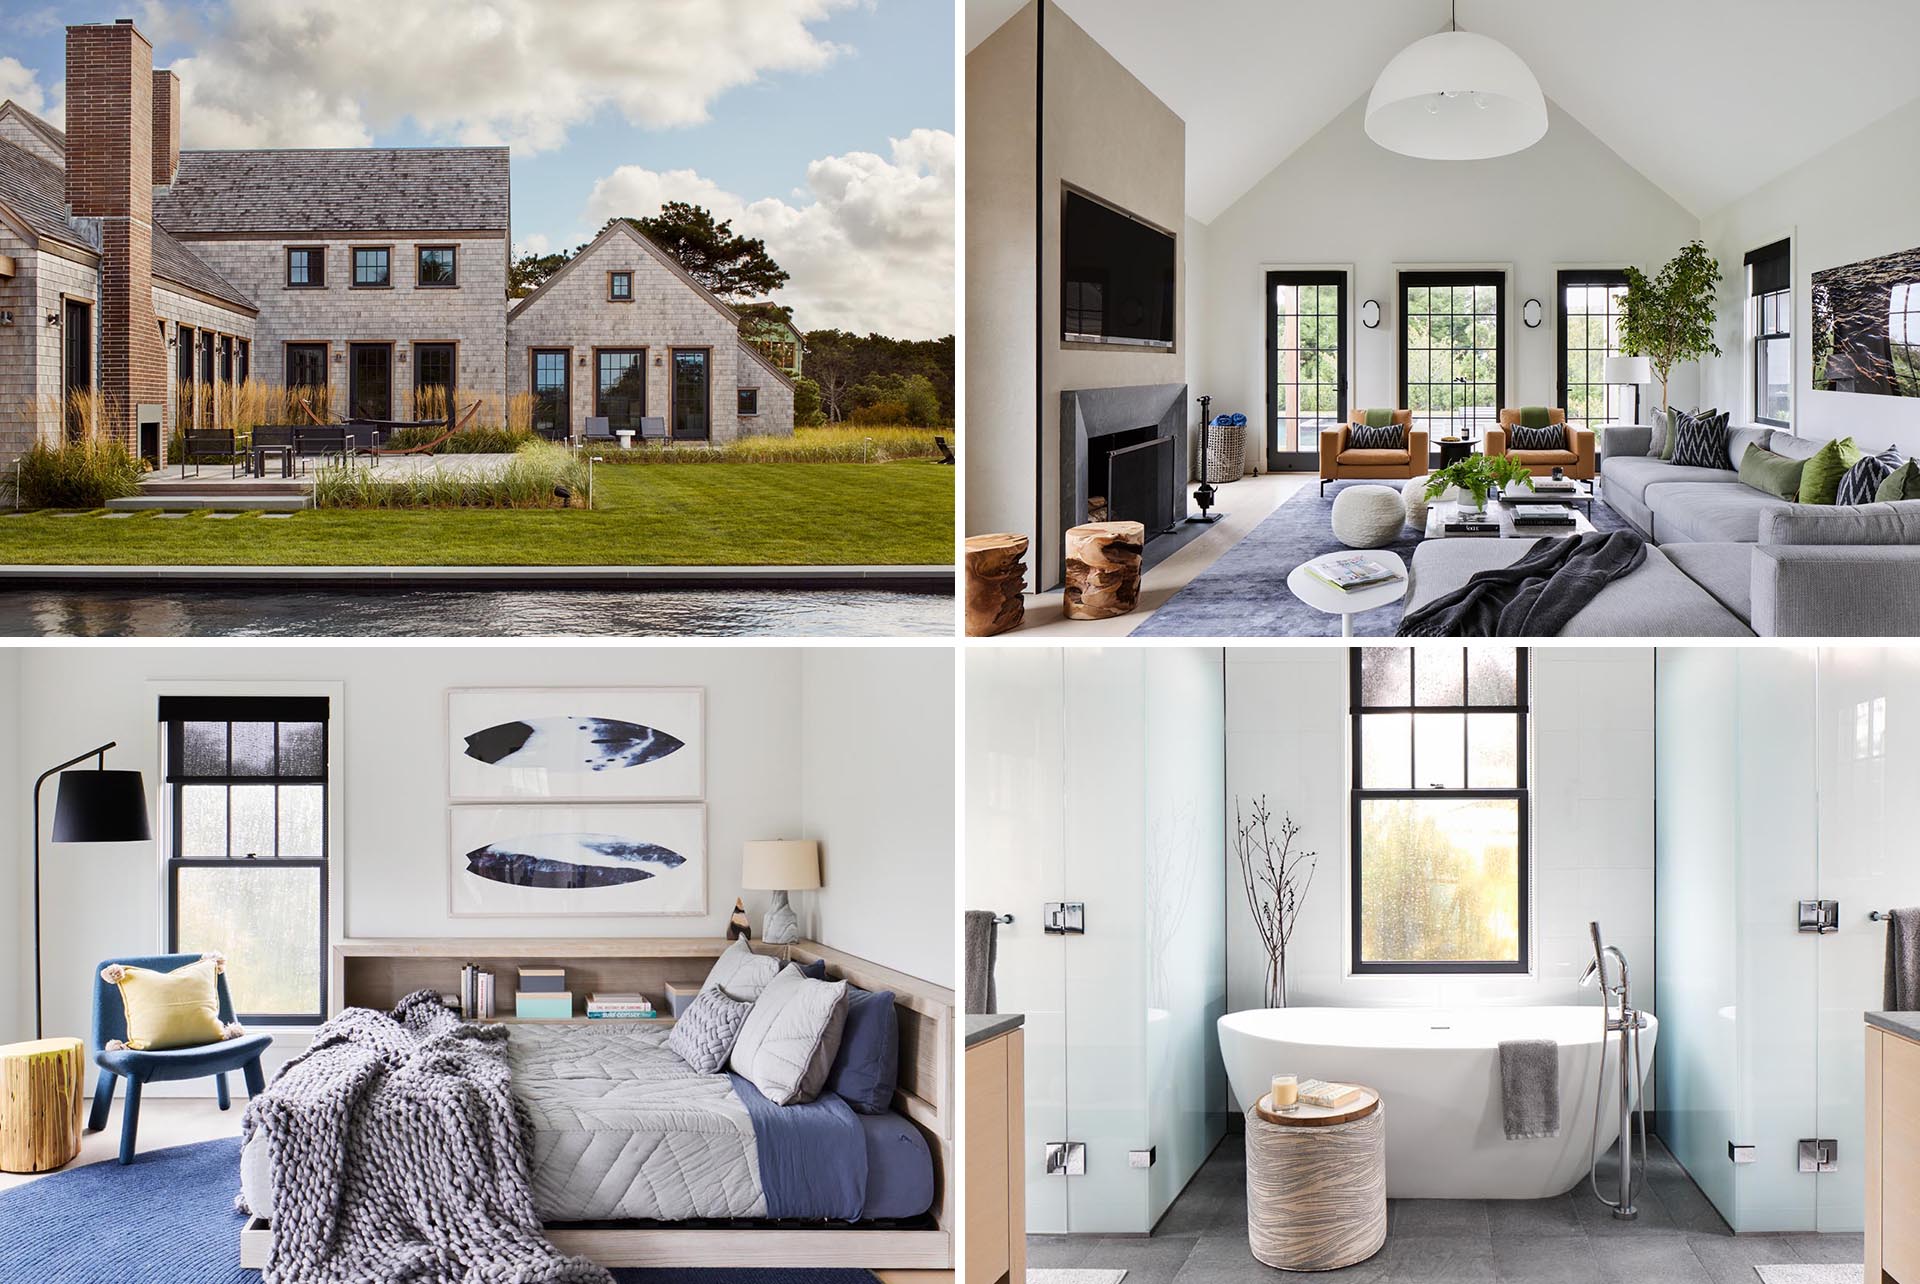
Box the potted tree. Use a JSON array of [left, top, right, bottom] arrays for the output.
[[1618, 240, 1724, 413], [1424, 452, 1535, 519]]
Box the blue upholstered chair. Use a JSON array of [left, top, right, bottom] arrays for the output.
[[87, 953, 274, 1164]]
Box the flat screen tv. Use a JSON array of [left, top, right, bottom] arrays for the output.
[[1062, 189, 1175, 349]]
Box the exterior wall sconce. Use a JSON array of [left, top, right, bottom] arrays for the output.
[[653, 354, 664, 367], [45, 310, 60, 327], [397, 349, 408, 364], [0, 310, 13, 326], [1361, 299, 1382, 329], [578, 355, 588, 368], [1522, 298, 1544, 328], [333, 351, 345, 363]]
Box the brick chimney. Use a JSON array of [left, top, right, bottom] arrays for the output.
[[64, 20, 165, 453], [151, 68, 179, 186]]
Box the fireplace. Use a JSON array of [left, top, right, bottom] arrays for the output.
[[1059, 383, 1188, 587]]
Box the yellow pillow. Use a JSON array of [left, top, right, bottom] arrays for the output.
[[102, 955, 242, 1051]]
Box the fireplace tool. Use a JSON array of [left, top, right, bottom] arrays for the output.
[[1189, 394, 1221, 523]]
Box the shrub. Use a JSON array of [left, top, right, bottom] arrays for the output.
[[314, 441, 586, 509], [384, 424, 534, 454], [591, 425, 948, 465], [8, 435, 143, 509], [793, 377, 827, 428], [851, 400, 909, 426], [901, 374, 941, 428]]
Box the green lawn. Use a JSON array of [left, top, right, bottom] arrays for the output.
[[0, 462, 954, 566]]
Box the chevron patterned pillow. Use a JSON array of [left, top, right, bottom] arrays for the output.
[[1347, 421, 1405, 450], [1669, 409, 1733, 469], [1509, 423, 1567, 452], [1836, 446, 1908, 506]]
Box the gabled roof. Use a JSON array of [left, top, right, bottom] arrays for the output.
[[0, 100, 66, 159], [508, 219, 796, 388], [155, 146, 510, 235], [0, 130, 256, 312]]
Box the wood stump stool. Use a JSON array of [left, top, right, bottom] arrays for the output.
[[0, 1037, 85, 1173], [1062, 521, 1144, 621], [965, 533, 1029, 637], [1246, 1088, 1386, 1272]]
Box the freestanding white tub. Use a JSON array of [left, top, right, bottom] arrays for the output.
[[1218, 1005, 1657, 1199]]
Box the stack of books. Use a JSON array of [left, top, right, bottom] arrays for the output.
[[1510, 503, 1577, 528], [1304, 553, 1405, 593], [1443, 512, 1501, 536], [586, 993, 659, 1020], [1296, 1078, 1366, 1108], [458, 965, 496, 1019], [1532, 476, 1578, 493], [515, 966, 572, 1021]]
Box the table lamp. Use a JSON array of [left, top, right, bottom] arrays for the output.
[[1601, 355, 1651, 426], [741, 840, 821, 945], [34, 742, 151, 1039]]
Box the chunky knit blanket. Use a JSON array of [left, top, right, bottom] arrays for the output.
[[239, 990, 609, 1284]]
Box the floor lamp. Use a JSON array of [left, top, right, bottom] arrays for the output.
[[33, 742, 151, 1039], [1602, 355, 1651, 426]]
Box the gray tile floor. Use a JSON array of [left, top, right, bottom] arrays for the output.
[[1028, 1133, 1864, 1283]]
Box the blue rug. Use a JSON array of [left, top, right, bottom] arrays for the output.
[[0, 1137, 878, 1283], [1130, 479, 1629, 636]]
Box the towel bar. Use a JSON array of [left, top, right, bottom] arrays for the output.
[[992, 914, 1014, 925], [1870, 909, 1896, 921]]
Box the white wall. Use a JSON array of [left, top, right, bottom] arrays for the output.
[[1196, 97, 1702, 470], [1184, 215, 1215, 476], [797, 647, 955, 989], [0, 648, 21, 1044], [4, 646, 952, 1086], [1700, 98, 1920, 454], [1223, 647, 1655, 1037]]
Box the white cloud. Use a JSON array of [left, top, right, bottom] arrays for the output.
[[0, 56, 63, 128], [513, 233, 552, 258], [582, 129, 955, 339], [143, 0, 855, 152]]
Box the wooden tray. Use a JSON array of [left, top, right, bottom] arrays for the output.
[[1255, 1086, 1379, 1127]]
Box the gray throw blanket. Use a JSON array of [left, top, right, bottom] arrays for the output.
[[1885, 907, 1920, 1011], [964, 910, 999, 1015], [1399, 531, 1647, 637], [1498, 1039, 1560, 1140], [240, 990, 608, 1284]]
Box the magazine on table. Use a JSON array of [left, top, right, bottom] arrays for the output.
[[1510, 504, 1577, 524], [1306, 553, 1405, 592]]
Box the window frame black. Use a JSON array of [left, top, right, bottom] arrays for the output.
[[161, 712, 331, 1025], [608, 270, 634, 302], [416, 245, 458, 289], [1348, 647, 1532, 977], [284, 246, 325, 289], [1748, 240, 1792, 428], [1555, 269, 1630, 430], [350, 245, 392, 289], [1398, 269, 1506, 453], [738, 387, 759, 416], [1264, 269, 1348, 472]]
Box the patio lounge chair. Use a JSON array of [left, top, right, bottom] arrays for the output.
[[180, 429, 239, 479], [639, 416, 668, 443], [583, 416, 617, 445], [935, 435, 957, 465]]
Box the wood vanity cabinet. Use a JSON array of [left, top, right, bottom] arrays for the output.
[[1867, 1020, 1920, 1284], [965, 1024, 1025, 1284]]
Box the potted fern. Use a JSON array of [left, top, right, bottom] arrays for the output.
[[1618, 240, 1724, 413], [1424, 452, 1535, 517]]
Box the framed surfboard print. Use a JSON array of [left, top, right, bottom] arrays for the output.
[[448, 803, 707, 917], [446, 688, 705, 802]]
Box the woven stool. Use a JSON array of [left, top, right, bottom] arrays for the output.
[[1246, 1088, 1386, 1272]]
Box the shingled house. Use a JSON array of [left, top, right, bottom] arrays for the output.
[[0, 17, 791, 471]]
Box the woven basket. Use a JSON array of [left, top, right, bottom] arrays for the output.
[[1200, 421, 1245, 484]]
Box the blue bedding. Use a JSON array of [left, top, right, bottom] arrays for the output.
[[730, 1074, 933, 1222]]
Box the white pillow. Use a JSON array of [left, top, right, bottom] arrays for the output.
[[701, 937, 780, 1002], [727, 964, 849, 1105]]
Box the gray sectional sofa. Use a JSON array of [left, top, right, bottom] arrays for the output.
[[1404, 424, 1920, 636]]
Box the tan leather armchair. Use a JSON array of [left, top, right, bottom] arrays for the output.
[[1487, 408, 1595, 480], [1319, 410, 1427, 496]]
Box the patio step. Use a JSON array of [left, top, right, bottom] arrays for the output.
[[106, 494, 312, 512], [136, 477, 311, 496]]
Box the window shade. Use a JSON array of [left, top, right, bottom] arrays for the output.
[[157, 696, 330, 723], [1745, 240, 1791, 296]]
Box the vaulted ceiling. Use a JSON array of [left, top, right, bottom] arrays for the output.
[[967, 0, 1920, 224]]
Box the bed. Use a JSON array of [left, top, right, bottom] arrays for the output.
[[238, 938, 953, 1271]]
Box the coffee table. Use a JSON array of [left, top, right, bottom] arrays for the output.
[[1499, 479, 1594, 516], [1287, 550, 1409, 637], [1425, 499, 1594, 539]]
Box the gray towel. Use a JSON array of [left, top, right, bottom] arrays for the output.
[[964, 910, 999, 1015], [1885, 907, 1920, 1011], [1499, 1039, 1560, 1140]]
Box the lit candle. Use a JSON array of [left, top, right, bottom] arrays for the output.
[[1270, 1073, 1298, 1110]]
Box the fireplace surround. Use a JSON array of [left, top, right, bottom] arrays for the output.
[[1059, 383, 1188, 585]]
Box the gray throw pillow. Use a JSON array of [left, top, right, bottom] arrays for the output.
[[728, 964, 850, 1105], [702, 937, 780, 1002], [1836, 446, 1906, 506], [668, 987, 753, 1075], [1647, 407, 1673, 458]]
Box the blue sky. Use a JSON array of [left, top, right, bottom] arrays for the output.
[[1, 1, 956, 336]]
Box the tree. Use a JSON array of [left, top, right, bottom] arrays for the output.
[[792, 376, 826, 427], [608, 202, 789, 301], [508, 250, 572, 298], [1618, 240, 1723, 411]]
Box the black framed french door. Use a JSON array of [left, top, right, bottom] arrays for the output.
[[62, 298, 92, 440], [1399, 270, 1505, 457], [1265, 270, 1348, 471], [348, 343, 392, 421], [1556, 269, 1630, 432], [412, 342, 456, 421], [530, 349, 570, 440], [670, 348, 711, 440]]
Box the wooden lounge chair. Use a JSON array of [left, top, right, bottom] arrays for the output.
[[180, 429, 239, 479]]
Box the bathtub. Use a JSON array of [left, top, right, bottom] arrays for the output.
[[1218, 1005, 1657, 1199]]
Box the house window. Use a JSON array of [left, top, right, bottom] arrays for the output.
[[531, 348, 570, 439], [738, 387, 759, 416], [1747, 239, 1791, 427], [198, 335, 215, 425], [1350, 646, 1530, 976], [671, 348, 710, 440], [413, 343, 456, 419], [352, 246, 391, 288], [161, 695, 331, 1024], [285, 247, 324, 288], [220, 335, 234, 385], [417, 246, 457, 288], [1557, 270, 1629, 431], [596, 348, 646, 430], [238, 339, 250, 385], [608, 271, 633, 301], [1401, 271, 1504, 446]]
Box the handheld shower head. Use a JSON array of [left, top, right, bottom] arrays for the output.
[[1579, 959, 1600, 987]]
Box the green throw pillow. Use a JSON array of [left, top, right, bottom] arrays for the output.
[[1799, 436, 1863, 505], [1738, 444, 1805, 500], [1362, 408, 1394, 428], [1876, 458, 1920, 502], [1519, 406, 1553, 429]]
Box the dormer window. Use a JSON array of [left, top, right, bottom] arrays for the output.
[[608, 271, 633, 302]]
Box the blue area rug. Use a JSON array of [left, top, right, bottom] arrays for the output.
[[0, 1137, 878, 1284], [1130, 479, 1629, 636]]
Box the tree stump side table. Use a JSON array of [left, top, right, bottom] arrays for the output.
[[1246, 1088, 1386, 1272], [965, 533, 1029, 637], [0, 1037, 85, 1173], [1062, 520, 1145, 621]]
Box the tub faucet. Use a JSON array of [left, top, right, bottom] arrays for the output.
[[1586, 922, 1649, 1222]]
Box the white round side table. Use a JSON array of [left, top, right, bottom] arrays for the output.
[[1286, 551, 1408, 637], [1246, 1087, 1386, 1273]]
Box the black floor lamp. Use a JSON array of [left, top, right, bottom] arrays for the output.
[[34, 742, 151, 1039]]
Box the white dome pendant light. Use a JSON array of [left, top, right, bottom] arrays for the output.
[[1365, 0, 1547, 160]]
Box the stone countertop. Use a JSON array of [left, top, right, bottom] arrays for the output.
[[966, 1013, 1025, 1048], [1867, 1011, 1920, 1043]]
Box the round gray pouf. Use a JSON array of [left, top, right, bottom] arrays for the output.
[[1402, 476, 1432, 528], [1331, 484, 1406, 548]]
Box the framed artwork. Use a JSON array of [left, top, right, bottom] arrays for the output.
[[448, 803, 707, 917], [447, 687, 705, 802], [1812, 244, 1920, 398]]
